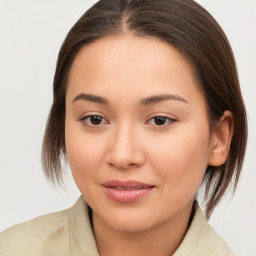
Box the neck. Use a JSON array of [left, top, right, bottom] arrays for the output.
[[92, 202, 195, 256]]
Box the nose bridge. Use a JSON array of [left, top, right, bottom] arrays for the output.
[[107, 121, 144, 168]]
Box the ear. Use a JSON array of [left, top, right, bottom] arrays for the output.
[[208, 110, 234, 166]]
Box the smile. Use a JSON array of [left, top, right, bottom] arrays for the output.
[[110, 186, 150, 190], [102, 180, 155, 203]]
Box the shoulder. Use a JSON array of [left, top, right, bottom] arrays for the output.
[[200, 223, 238, 256], [174, 204, 238, 256], [0, 207, 70, 256]]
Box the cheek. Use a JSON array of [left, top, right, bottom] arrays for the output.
[[65, 132, 108, 204], [148, 124, 211, 188], [65, 124, 104, 186]]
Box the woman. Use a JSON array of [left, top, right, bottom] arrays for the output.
[[0, 0, 247, 255]]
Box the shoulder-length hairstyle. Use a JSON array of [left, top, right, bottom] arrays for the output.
[[42, 0, 247, 218]]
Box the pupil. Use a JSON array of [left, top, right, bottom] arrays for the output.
[[154, 117, 166, 125], [91, 116, 102, 125]]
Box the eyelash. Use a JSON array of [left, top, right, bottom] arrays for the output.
[[80, 115, 177, 128], [79, 115, 109, 126], [146, 116, 177, 127]]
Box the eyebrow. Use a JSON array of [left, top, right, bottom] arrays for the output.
[[72, 93, 188, 105], [72, 93, 108, 104], [140, 94, 188, 106]]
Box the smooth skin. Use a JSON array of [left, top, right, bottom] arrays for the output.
[[65, 35, 234, 256]]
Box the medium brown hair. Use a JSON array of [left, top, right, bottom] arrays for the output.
[[42, 0, 247, 218]]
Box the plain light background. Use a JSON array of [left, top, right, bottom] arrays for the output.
[[0, 0, 255, 255]]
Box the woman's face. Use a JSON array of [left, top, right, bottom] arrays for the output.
[[65, 35, 214, 232]]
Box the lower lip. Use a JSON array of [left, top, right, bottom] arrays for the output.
[[103, 186, 154, 203]]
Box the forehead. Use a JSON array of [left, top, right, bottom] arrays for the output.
[[66, 35, 203, 105], [69, 35, 196, 78]]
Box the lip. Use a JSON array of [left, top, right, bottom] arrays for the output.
[[102, 180, 155, 203]]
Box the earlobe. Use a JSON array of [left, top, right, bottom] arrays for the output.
[[208, 110, 234, 166]]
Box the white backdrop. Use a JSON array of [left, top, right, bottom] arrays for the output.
[[0, 1, 255, 255]]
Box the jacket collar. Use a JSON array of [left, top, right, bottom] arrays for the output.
[[68, 196, 231, 256]]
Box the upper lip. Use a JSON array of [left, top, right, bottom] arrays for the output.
[[102, 180, 155, 189]]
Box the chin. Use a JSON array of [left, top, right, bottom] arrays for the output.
[[93, 204, 160, 233], [106, 216, 155, 233]]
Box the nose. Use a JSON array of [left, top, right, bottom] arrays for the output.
[[106, 123, 145, 170]]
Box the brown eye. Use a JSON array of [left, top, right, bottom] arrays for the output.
[[147, 116, 177, 127], [154, 117, 167, 126], [90, 116, 103, 125], [80, 115, 108, 126]]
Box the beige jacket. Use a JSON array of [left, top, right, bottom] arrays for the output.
[[0, 196, 237, 256]]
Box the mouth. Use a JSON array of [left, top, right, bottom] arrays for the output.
[[102, 180, 155, 203]]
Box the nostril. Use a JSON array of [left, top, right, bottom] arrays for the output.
[[128, 163, 138, 167], [107, 161, 139, 170]]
